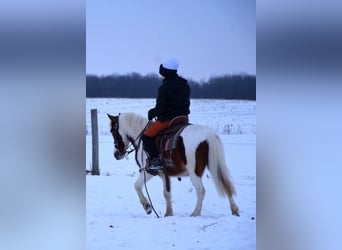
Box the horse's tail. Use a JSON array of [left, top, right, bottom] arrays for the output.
[[207, 132, 236, 197]]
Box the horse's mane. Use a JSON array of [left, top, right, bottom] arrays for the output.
[[119, 112, 149, 136]]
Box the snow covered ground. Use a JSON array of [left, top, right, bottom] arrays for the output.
[[86, 98, 256, 250]]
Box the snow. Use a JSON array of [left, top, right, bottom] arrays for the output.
[[86, 98, 256, 250]]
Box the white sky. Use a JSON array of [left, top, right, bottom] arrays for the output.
[[86, 0, 255, 81]]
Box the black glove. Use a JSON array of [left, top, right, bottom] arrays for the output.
[[148, 109, 155, 120]]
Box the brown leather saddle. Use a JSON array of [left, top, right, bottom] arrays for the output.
[[154, 115, 190, 168]]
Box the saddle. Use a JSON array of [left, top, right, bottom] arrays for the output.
[[154, 115, 190, 168]]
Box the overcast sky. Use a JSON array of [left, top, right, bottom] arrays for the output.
[[86, 0, 255, 81]]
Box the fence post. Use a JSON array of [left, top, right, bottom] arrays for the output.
[[91, 109, 100, 175]]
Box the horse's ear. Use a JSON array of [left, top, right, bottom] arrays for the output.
[[107, 113, 115, 120]]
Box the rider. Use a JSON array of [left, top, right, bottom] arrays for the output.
[[141, 58, 190, 172]]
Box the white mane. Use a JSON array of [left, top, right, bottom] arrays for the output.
[[119, 112, 149, 138]]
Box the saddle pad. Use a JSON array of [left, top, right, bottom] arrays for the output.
[[163, 124, 189, 152]]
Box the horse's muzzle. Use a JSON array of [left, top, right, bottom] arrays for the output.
[[114, 150, 125, 160]]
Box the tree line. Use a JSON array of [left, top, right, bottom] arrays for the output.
[[86, 73, 256, 100]]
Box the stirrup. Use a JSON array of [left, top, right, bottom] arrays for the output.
[[146, 168, 158, 176], [148, 158, 163, 170], [146, 158, 163, 175]]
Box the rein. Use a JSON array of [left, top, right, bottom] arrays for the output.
[[130, 119, 160, 218], [143, 170, 160, 218], [114, 116, 160, 218], [124, 120, 151, 157]]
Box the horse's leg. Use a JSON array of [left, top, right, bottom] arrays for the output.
[[158, 173, 174, 216], [228, 195, 240, 216], [134, 171, 154, 215], [189, 173, 206, 217]]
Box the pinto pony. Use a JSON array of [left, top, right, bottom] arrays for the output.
[[107, 112, 239, 217]]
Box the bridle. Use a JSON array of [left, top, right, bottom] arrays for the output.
[[110, 114, 151, 160]]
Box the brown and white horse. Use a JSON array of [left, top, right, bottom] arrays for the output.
[[107, 112, 239, 217]]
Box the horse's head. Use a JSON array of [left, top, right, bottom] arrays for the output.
[[107, 113, 128, 160]]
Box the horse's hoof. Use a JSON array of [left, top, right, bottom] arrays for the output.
[[145, 204, 152, 215], [232, 211, 240, 217]]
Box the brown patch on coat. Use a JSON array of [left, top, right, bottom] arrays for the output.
[[195, 141, 208, 177], [107, 114, 125, 155], [164, 173, 171, 192]]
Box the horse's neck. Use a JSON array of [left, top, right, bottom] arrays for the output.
[[121, 113, 148, 139]]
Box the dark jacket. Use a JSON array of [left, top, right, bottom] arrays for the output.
[[148, 74, 190, 121]]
